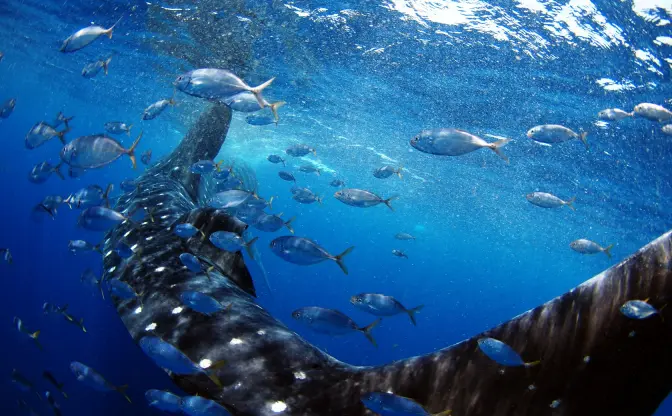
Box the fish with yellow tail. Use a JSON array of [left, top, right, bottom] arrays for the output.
[[70, 361, 131, 403], [410, 128, 511, 162], [570, 239, 613, 258], [61, 131, 142, 170], [527, 124, 588, 149], [13, 317, 42, 350]]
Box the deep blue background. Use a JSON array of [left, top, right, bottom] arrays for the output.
[[1, 0, 671, 414]]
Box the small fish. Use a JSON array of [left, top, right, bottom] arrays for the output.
[[60, 17, 122, 52], [104, 121, 133, 136], [620, 299, 664, 320], [246, 114, 276, 126], [0, 98, 16, 118], [270, 236, 354, 274], [334, 189, 397, 211], [43, 302, 67, 315], [208, 190, 255, 210], [395, 233, 415, 240], [43, 371, 68, 399], [140, 150, 152, 165], [253, 212, 295, 233], [235, 205, 266, 225], [392, 249, 408, 259], [107, 279, 140, 300], [174, 68, 274, 108], [224, 91, 285, 118], [31, 203, 57, 221], [142, 97, 176, 120], [477, 337, 540, 367], [291, 186, 314, 197], [28, 161, 64, 184], [13, 317, 42, 349], [526, 125, 588, 149], [115, 241, 135, 259], [526, 192, 575, 210], [330, 179, 345, 187], [190, 160, 222, 174], [299, 164, 321, 176], [138, 336, 225, 386], [145, 389, 183, 413], [361, 391, 452, 416], [60, 308, 87, 333], [26, 122, 69, 149], [119, 178, 138, 192], [81, 269, 104, 299], [209, 231, 258, 259], [267, 154, 285, 166], [662, 125, 672, 136], [60, 131, 143, 169], [411, 129, 511, 161], [174, 223, 204, 239], [0, 248, 12, 264], [70, 361, 131, 402], [292, 306, 381, 347], [278, 171, 297, 182], [286, 144, 316, 157], [53, 111, 74, 129], [570, 239, 613, 258], [633, 103, 672, 122], [351, 293, 424, 326], [598, 108, 633, 121], [180, 291, 232, 316], [45, 390, 62, 415], [82, 57, 112, 78], [41, 195, 64, 217], [69, 240, 102, 254], [293, 190, 322, 205], [213, 165, 234, 180], [373, 165, 402, 179], [64, 184, 113, 209], [78, 207, 129, 231], [181, 395, 230, 416], [216, 176, 243, 191], [12, 369, 42, 399]]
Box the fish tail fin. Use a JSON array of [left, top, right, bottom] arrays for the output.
[[205, 266, 214, 281], [94, 243, 103, 254], [57, 127, 71, 144], [126, 124, 133, 136], [79, 318, 86, 333], [249, 77, 275, 108], [433, 410, 452, 416], [603, 244, 614, 259], [31, 330, 40, 339], [565, 197, 576, 211], [407, 304, 425, 326], [284, 217, 296, 234], [268, 196, 274, 210], [245, 237, 259, 260], [359, 318, 382, 347], [317, 196, 323, 206], [316, 169, 321, 176], [103, 184, 114, 208], [490, 138, 511, 163], [107, 16, 123, 38], [333, 246, 355, 275], [383, 195, 398, 211], [40, 203, 56, 219], [579, 132, 589, 149], [103, 57, 112, 75], [116, 384, 131, 403], [32, 332, 43, 350], [61, 389, 68, 399], [53, 162, 65, 180], [524, 360, 541, 368], [281, 159, 286, 167], [215, 160, 224, 172], [63, 115, 74, 129], [206, 360, 227, 387], [127, 131, 143, 169], [628, 111, 635, 117], [397, 165, 403, 179], [269, 101, 286, 122]]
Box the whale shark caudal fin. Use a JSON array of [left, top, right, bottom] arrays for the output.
[[105, 102, 672, 416]]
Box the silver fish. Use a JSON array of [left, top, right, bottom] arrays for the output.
[[299, 165, 321, 175], [292, 306, 381, 347], [395, 233, 415, 240], [350, 293, 424, 326], [392, 249, 408, 259], [620, 300, 662, 320], [597, 108, 633, 121], [105, 121, 133, 136], [0, 98, 16, 118], [527, 124, 588, 149], [410, 129, 511, 162], [373, 165, 402, 179], [270, 236, 354, 274], [82, 57, 112, 78], [662, 125, 672, 136], [334, 188, 396, 211], [61, 132, 142, 169], [13, 317, 42, 349], [25, 122, 69, 149], [225, 91, 285, 121], [267, 154, 285, 166], [175, 68, 274, 108], [570, 239, 613, 258], [633, 103, 672, 123], [28, 161, 64, 184], [60, 17, 122, 53], [526, 192, 575, 210], [143, 98, 176, 120]]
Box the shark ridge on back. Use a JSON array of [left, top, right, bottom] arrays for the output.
[[103, 103, 672, 415]]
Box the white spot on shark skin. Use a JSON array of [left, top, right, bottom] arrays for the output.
[[145, 322, 157, 331], [105, 251, 114, 258], [172, 306, 183, 314], [199, 359, 212, 369], [230, 338, 244, 345], [108, 266, 117, 273], [583, 355, 591, 363], [270, 401, 287, 413], [142, 222, 149, 226], [134, 306, 143, 314], [293, 371, 306, 380], [145, 236, 154, 241], [155, 266, 166, 273], [124, 230, 133, 238], [257, 330, 266, 336], [161, 215, 170, 220]]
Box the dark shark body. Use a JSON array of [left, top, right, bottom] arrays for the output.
[[104, 104, 672, 415]]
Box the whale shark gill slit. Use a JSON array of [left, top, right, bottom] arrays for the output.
[[104, 104, 672, 415]]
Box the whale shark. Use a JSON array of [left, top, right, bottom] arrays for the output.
[[103, 103, 672, 415]]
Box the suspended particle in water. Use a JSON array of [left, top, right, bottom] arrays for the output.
[[628, 330, 636, 338], [528, 384, 536, 391], [550, 400, 561, 409], [583, 355, 591, 363]]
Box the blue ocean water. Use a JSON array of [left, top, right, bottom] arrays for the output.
[[1, 0, 671, 415]]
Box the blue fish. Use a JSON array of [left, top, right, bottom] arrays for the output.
[[209, 231, 258, 259], [28, 161, 64, 184], [213, 167, 233, 180], [253, 213, 295, 233], [216, 176, 243, 191], [0, 248, 12, 264], [82, 57, 112, 78], [53, 111, 74, 129], [208, 190, 254, 209], [78, 207, 128, 231], [174, 223, 203, 239], [190, 160, 221, 174], [143, 98, 176, 120], [246, 114, 275, 126], [174, 68, 273, 107], [13, 317, 42, 349], [107, 279, 140, 300], [0, 98, 16, 118], [60, 132, 142, 170], [145, 389, 183, 413], [285, 144, 316, 157], [180, 253, 205, 273], [180, 291, 232, 316], [278, 171, 296, 182], [115, 242, 135, 259], [65, 184, 113, 209], [69, 361, 131, 402], [477, 338, 540, 367], [292, 307, 381, 347], [138, 336, 225, 386], [234, 205, 265, 225], [361, 392, 451, 416], [267, 154, 285, 166], [269, 236, 354, 274], [620, 300, 663, 320], [181, 395, 231, 416], [350, 293, 424, 326], [25, 122, 69, 149]]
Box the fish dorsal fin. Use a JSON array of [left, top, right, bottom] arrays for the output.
[[183, 208, 256, 297]]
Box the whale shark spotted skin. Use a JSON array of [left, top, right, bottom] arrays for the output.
[[103, 104, 672, 415]]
